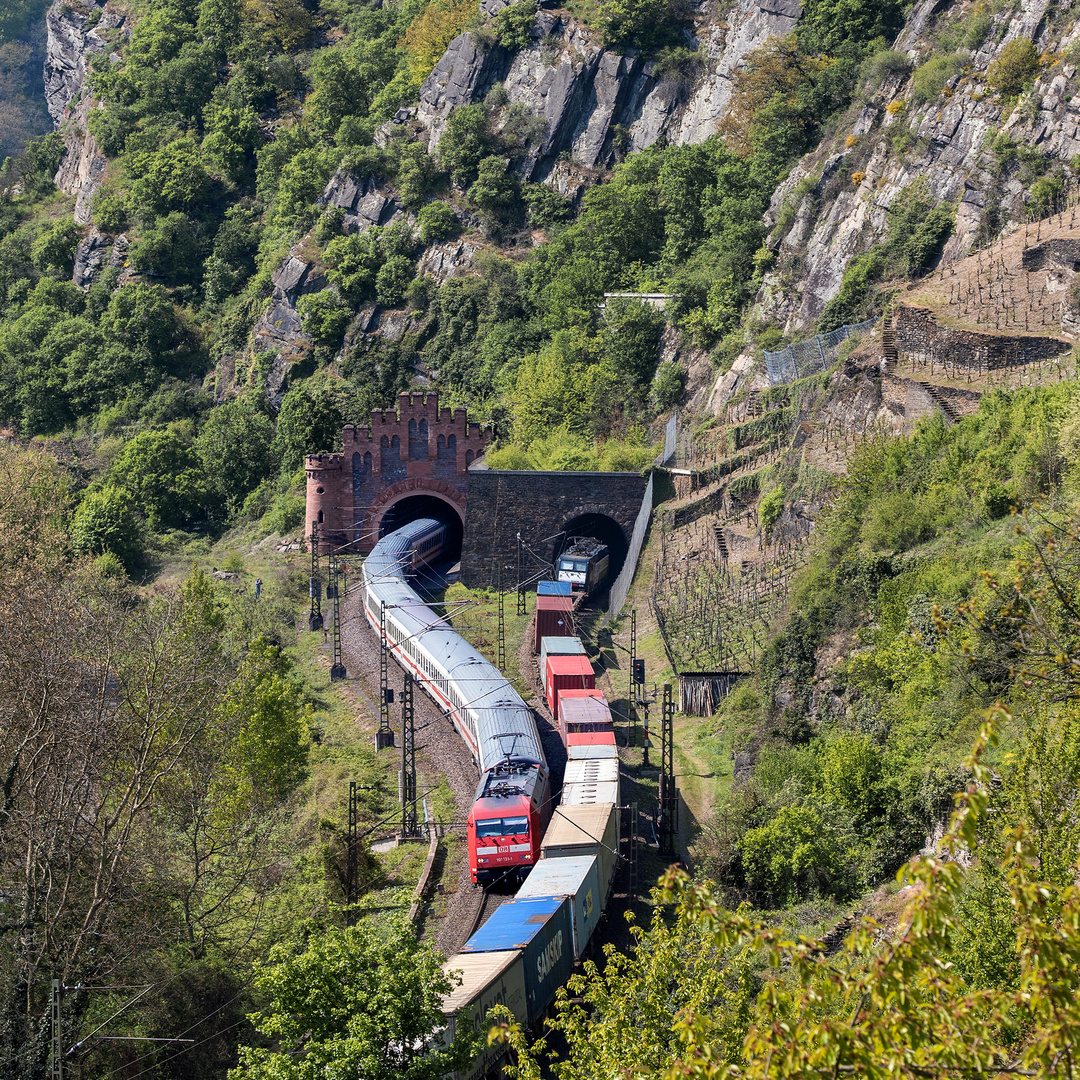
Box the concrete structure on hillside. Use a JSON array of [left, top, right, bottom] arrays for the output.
[[305, 392, 490, 555]]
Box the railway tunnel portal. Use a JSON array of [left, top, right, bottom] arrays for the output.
[[305, 392, 488, 560], [306, 395, 650, 586]]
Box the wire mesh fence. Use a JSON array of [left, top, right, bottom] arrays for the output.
[[764, 318, 876, 385], [607, 473, 654, 622]]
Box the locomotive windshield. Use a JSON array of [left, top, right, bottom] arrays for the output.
[[475, 817, 530, 838]]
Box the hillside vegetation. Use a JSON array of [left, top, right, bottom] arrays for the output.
[[6, 0, 1080, 1074]]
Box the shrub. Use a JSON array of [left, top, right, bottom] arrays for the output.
[[523, 183, 572, 230], [375, 254, 415, 306], [911, 53, 964, 102], [596, 0, 672, 50], [438, 103, 494, 189], [261, 491, 306, 535], [401, 0, 477, 86], [650, 359, 684, 412], [92, 190, 130, 234], [1030, 172, 1065, 217], [71, 485, 144, 569], [739, 805, 853, 905], [758, 483, 785, 538], [493, 0, 537, 49], [860, 48, 911, 87], [417, 201, 458, 244], [129, 212, 202, 285], [986, 37, 1038, 95], [296, 290, 352, 349]]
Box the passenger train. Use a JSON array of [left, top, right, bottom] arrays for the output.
[[360, 518, 623, 1079], [361, 518, 553, 885]]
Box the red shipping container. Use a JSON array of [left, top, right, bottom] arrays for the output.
[[558, 690, 615, 747], [534, 595, 574, 653], [545, 655, 595, 720]]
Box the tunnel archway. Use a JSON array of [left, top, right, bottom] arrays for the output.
[[376, 492, 465, 562], [551, 512, 629, 589]]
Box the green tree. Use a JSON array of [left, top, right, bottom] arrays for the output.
[[417, 200, 457, 244], [30, 217, 79, 278], [271, 382, 347, 471], [819, 734, 883, 825], [129, 211, 202, 284], [375, 253, 414, 306], [499, 884, 754, 1079], [467, 155, 523, 235], [215, 636, 309, 808], [70, 485, 144, 568], [231, 919, 475, 1080], [325, 229, 385, 302], [739, 804, 852, 904], [195, 399, 276, 517], [107, 428, 207, 528], [437, 102, 492, 188], [598, 297, 663, 392], [130, 138, 211, 215], [596, 0, 672, 49], [296, 289, 352, 349], [203, 102, 262, 185]]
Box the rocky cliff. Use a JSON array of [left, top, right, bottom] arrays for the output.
[[758, 0, 1080, 331], [415, 0, 802, 180], [43, 0, 125, 222]]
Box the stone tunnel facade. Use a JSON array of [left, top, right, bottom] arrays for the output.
[[305, 393, 491, 555], [459, 468, 650, 589]]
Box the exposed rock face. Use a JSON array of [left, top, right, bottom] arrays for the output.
[[416, 0, 806, 179], [317, 171, 405, 232], [250, 248, 328, 407], [44, 0, 126, 223], [73, 228, 111, 287], [416, 237, 482, 283], [759, 0, 1080, 331], [54, 95, 108, 223], [671, 0, 801, 145]]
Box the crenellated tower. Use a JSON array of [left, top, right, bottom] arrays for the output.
[[304, 392, 490, 555]]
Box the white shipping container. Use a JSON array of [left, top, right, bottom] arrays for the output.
[[564, 758, 619, 786], [563, 780, 620, 805], [517, 855, 602, 959], [441, 950, 526, 1080], [567, 743, 618, 760]]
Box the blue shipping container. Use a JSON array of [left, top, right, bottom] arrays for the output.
[[537, 580, 573, 596], [460, 896, 574, 1025], [516, 855, 601, 959]]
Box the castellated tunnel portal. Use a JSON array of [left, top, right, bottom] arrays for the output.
[[304, 393, 490, 560], [305, 394, 649, 587]]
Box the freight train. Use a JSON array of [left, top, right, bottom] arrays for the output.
[[360, 527, 620, 1080]]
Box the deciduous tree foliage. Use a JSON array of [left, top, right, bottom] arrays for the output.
[[499, 713, 1080, 1079], [230, 918, 476, 1080]]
